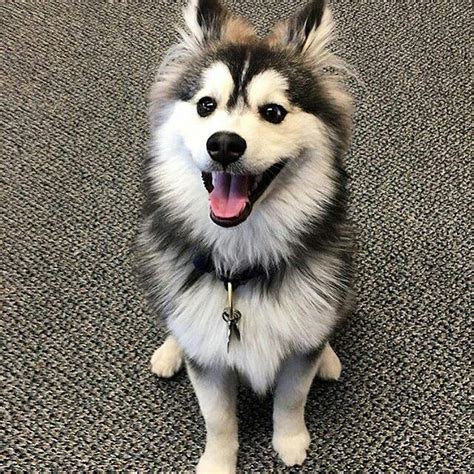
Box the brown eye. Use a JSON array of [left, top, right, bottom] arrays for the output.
[[259, 103, 287, 124], [197, 97, 217, 117]]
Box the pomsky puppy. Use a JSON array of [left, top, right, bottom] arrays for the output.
[[138, 0, 354, 471]]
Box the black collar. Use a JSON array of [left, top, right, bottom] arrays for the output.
[[192, 253, 267, 290]]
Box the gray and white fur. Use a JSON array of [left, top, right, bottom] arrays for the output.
[[138, 0, 354, 471]]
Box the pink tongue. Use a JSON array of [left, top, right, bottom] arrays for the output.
[[209, 173, 250, 219]]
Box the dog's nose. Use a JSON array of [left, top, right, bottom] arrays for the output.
[[206, 132, 247, 167]]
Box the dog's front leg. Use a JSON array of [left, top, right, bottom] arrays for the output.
[[187, 362, 238, 474], [272, 350, 322, 467]]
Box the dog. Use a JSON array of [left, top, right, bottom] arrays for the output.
[[138, 0, 354, 471]]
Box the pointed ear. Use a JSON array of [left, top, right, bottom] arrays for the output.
[[267, 0, 334, 68], [183, 0, 228, 44], [182, 0, 255, 46]]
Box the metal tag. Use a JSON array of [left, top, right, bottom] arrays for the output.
[[222, 282, 242, 352]]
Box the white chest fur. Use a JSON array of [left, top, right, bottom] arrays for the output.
[[167, 256, 340, 394]]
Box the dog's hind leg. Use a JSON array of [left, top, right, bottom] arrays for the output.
[[188, 363, 238, 474], [150, 334, 184, 378], [316, 343, 342, 381]]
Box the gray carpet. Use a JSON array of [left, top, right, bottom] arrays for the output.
[[2, 0, 471, 471]]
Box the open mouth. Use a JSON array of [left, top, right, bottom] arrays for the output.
[[201, 161, 287, 227]]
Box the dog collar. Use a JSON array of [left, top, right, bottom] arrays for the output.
[[192, 253, 267, 290]]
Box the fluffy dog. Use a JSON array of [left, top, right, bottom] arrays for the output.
[[138, 0, 354, 471]]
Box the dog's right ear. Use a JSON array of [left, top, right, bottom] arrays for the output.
[[182, 0, 255, 47], [183, 0, 228, 44]]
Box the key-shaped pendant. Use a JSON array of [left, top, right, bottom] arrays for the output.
[[222, 282, 242, 353], [222, 308, 241, 352]]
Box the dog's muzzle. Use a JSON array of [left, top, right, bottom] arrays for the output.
[[201, 160, 287, 227]]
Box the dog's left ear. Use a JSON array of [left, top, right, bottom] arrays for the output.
[[267, 0, 334, 69], [183, 0, 255, 46]]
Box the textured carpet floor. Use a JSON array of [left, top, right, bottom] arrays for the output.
[[2, 0, 471, 471]]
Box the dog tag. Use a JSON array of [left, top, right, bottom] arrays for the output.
[[222, 307, 241, 352], [222, 282, 242, 353]]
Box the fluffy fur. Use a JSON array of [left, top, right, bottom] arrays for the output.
[[138, 0, 354, 470]]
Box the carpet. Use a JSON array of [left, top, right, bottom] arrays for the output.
[[2, 0, 471, 470]]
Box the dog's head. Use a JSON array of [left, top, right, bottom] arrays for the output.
[[150, 0, 352, 229]]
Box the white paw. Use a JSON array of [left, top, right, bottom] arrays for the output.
[[150, 339, 183, 378], [196, 453, 236, 474], [317, 343, 342, 381], [273, 428, 310, 467]]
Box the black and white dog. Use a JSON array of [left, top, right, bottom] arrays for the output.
[[138, 0, 354, 471]]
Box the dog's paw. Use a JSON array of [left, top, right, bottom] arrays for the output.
[[317, 343, 342, 381], [150, 338, 183, 378], [273, 429, 310, 467], [196, 453, 236, 474]]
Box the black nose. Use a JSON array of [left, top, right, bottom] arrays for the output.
[[206, 132, 247, 167]]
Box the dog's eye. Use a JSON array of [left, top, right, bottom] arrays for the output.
[[259, 104, 287, 124], [197, 97, 217, 117]]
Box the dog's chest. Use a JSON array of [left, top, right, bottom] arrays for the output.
[[168, 271, 336, 393]]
